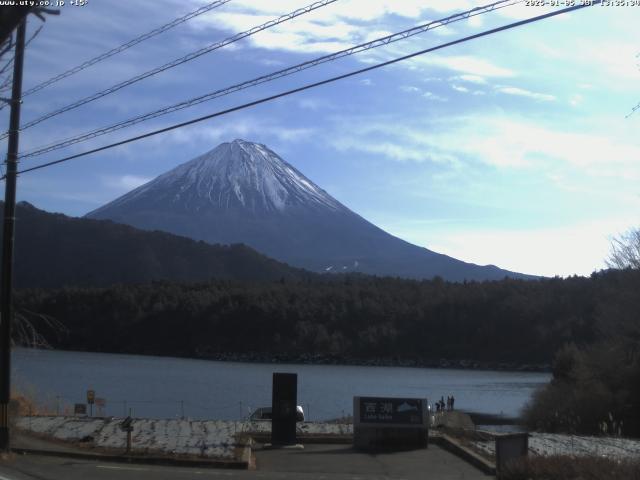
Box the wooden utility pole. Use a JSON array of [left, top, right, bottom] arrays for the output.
[[0, 17, 26, 452]]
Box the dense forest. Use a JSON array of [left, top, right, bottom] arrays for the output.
[[14, 268, 639, 369]]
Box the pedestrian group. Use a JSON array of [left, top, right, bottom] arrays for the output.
[[434, 395, 454, 413]]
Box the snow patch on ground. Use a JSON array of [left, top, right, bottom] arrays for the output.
[[16, 416, 353, 460], [472, 432, 640, 459]]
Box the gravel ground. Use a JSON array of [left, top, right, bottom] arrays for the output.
[[15, 416, 353, 459], [471, 432, 640, 459]]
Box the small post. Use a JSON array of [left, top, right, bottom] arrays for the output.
[[180, 400, 184, 419], [120, 416, 133, 455]]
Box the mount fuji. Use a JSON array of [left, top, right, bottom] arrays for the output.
[[86, 139, 532, 281]]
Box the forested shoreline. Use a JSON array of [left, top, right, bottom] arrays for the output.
[[13, 268, 638, 368]]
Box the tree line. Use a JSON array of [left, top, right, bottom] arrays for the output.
[[14, 268, 638, 367]]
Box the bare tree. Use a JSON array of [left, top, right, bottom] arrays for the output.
[[606, 228, 640, 270]]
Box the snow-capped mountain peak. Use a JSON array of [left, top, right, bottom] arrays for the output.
[[96, 139, 343, 215]]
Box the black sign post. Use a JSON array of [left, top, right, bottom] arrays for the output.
[[271, 373, 297, 446]]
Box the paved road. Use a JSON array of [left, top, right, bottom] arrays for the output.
[[0, 444, 492, 480]]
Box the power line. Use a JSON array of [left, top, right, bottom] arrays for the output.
[[1, 0, 233, 107], [20, 0, 523, 160], [10, 1, 601, 179], [1, 0, 338, 139], [626, 101, 640, 118]]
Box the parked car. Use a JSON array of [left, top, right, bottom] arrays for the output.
[[249, 405, 305, 422]]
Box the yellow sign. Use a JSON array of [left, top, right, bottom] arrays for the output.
[[87, 390, 95, 404]]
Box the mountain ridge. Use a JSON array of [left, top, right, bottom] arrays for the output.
[[2, 201, 309, 289]]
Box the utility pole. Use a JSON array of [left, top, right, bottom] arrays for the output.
[[0, 18, 26, 452]]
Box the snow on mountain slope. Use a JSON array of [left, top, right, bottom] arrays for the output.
[[90, 139, 344, 216]]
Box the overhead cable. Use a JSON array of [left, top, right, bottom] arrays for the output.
[[10, 1, 601, 179], [21, 0, 522, 160], [1, 0, 338, 138], [5, 0, 233, 105]]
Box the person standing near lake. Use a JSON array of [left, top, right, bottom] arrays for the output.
[[451, 395, 455, 411]]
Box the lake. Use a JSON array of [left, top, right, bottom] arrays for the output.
[[12, 348, 550, 421]]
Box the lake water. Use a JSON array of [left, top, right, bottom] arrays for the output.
[[12, 348, 550, 421]]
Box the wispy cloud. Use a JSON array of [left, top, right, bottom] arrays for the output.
[[423, 91, 447, 102], [456, 74, 486, 84], [416, 55, 516, 77], [103, 175, 153, 191], [496, 86, 556, 102], [326, 113, 640, 181], [400, 85, 421, 93], [190, 0, 441, 55]]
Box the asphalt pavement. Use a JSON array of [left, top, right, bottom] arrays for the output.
[[0, 443, 492, 480]]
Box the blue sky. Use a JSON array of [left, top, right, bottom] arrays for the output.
[[2, 0, 639, 277]]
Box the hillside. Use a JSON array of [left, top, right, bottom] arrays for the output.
[[1, 201, 309, 288]]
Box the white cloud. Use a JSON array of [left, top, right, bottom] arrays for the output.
[[103, 175, 152, 191], [467, 14, 483, 28], [423, 91, 447, 102], [457, 74, 486, 84], [496, 86, 556, 102], [473, 118, 640, 175], [569, 94, 583, 107], [184, 123, 316, 145], [574, 41, 640, 83], [332, 135, 456, 164], [429, 25, 457, 36], [298, 98, 332, 110], [190, 0, 445, 55], [451, 84, 469, 93], [225, 0, 435, 21], [423, 1, 479, 13], [417, 55, 516, 77], [327, 113, 640, 181], [421, 218, 638, 277], [495, 3, 555, 20]]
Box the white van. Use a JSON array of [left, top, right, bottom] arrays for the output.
[[249, 405, 305, 422]]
